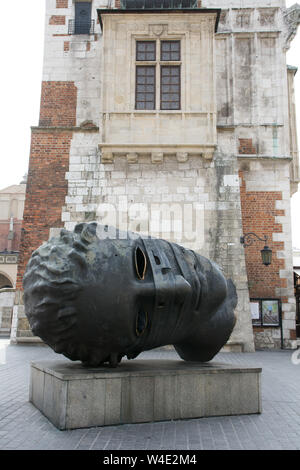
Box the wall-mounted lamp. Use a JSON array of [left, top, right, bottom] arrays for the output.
[[240, 232, 272, 266]]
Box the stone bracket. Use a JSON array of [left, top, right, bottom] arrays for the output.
[[283, 4, 300, 50], [99, 146, 216, 164]]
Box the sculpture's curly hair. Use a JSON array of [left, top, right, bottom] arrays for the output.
[[23, 222, 103, 365]]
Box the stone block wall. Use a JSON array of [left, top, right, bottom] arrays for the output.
[[209, 0, 299, 349], [12, 0, 298, 350], [61, 131, 254, 351]]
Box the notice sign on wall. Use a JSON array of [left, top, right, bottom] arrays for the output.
[[250, 298, 281, 327], [250, 302, 260, 320]]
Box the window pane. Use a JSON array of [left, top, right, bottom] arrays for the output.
[[161, 41, 180, 61], [161, 66, 180, 110], [171, 52, 179, 61], [161, 52, 170, 61], [146, 42, 155, 51], [137, 52, 146, 61], [146, 67, 155, 76], [136, 41, 156, 61], [136, 66, 155, 110], [162, 42, 171, 52]]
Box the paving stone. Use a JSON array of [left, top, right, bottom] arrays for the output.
[[0, 340, 300, 450]]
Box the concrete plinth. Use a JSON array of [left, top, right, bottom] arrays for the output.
[[30, 360, 262, 430]]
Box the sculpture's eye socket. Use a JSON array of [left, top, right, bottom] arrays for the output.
[[136, 309, 148, 336], [135, 246, 147, 280]]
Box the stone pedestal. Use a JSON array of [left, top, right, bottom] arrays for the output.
[[30, 359, 262, 430]]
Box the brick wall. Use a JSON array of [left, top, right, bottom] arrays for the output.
[[16, 131, 72, 289], [239, 170, 285, 298], [56, 0, 68, 7], [39, 81, 77, 127], [239, 138, 257, 155], [49, 15, 66, 25]]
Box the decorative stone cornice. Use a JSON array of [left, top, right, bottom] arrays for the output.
[[0, 253, 19, 264], [283, 4, 300, 50], [99, 145, 216, 164]]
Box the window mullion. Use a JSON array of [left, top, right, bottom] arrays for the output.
[[156, 39, 159, 111]]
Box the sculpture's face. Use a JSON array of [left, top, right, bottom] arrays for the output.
[[23, 223, 237, 367], [73, 236, 158, 362], [75, 233, 205, 361]]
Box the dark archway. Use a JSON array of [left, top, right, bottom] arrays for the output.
[[0, 273, 13, 289]]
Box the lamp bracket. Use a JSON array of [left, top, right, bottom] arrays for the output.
[[240, 232, 268, 247]]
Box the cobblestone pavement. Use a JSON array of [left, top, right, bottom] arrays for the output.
[[0, 339, 299, 450]]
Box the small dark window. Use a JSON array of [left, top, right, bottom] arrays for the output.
[[160, 66, 180, 110], [135, 66, 156, 110], [136, 41, 156, 61], [75, 2, 91, 34], [161, 41, 180, 61]]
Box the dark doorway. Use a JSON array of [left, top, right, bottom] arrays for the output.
[[0, 274, 13, 289]]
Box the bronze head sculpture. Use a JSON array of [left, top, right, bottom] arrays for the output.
[[23, 222, 237, 367]]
